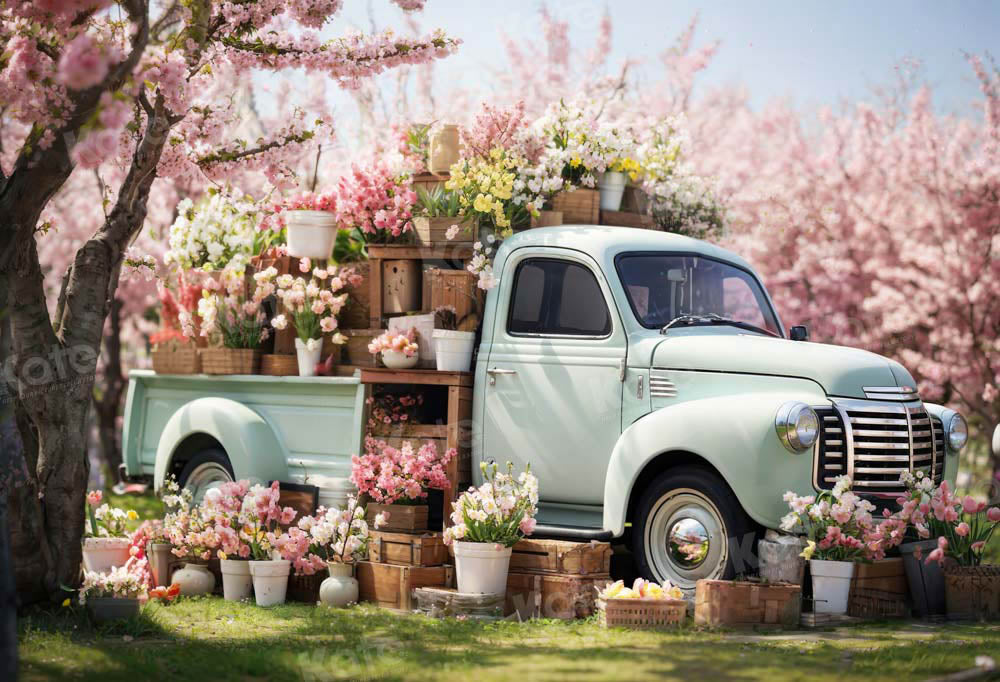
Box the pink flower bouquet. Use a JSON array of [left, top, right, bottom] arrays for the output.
[[337, 161, 417, 244], [282, 497, 388, 575], [269, 265, 350, 347], [368, 329, 418, 358], [780, 475, 874, 561], [350, 436, 455, 505]]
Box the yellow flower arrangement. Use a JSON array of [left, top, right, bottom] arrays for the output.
[[446, 147, 537, 236], [609, 157, 641, 181]]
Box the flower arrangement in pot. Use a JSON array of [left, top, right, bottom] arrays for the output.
[[780, 475, 875, 615], [145, 476, 193, 588], [432, 305, 476, 372], [239, 481, 299, 607], [269, 265, 349, 376], [201, 480, 254, 601], [150, 272, 204, 373], [279, 191, 338, 259], [79, 562, 147, 624], [351, 436, 455, 532], [164, 187, 259, 275], [336, 161, 417, 245], [368, 327, 419, 370], [83, 490, 138, 573], [443, 461, 539, 595], [163, 498, 221, 597], [193, 266, 274, 374], [365, 390, 424, 435]]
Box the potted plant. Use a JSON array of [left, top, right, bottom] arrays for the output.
[[412, 185, 472, 245], [164, 187, 259, 276], [79, 563, 147, 624], [83, 490, 137, 573], [240, 481, 298, 607], [365, 390, 425, 435], [443, 461, 539, 595], [202, 480, 254, 601], [279, 191, 338, 259], [432, 305, 476, 372], [270, 265, 350, 376], [780, 476, 874, 615], [368, 328, 419, 369], [163, 489, 225, 596], [350, 436, 455, 532], [337, 161, 418, 245], [598, 156, 640, 212], [194, 266, 274, 374]]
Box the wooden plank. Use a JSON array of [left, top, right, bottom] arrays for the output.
[[371, 423, 449, 440], [368, 244, 473, 261], [365, 503, 429, 532], [509, 539, 613, 576], [369, 254, 383, 327], [361, 367, 473, 387]]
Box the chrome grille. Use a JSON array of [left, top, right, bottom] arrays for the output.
[[813, 407, 846, 488]]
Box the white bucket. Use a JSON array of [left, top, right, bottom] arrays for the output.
[[453, 541, 512, 595], [810, 558, 856, 614], [285, 210, 337, 259], [294, 338, 322, 377], [82, 537, 131, 573], [220, 559, 253, 601], [313, 477, 356, 512], [433, 330, 475, 372], [250, 559, 291, 606], [598, 171, 628, 211]]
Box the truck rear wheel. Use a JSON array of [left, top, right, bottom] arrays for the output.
[[178, 449, 234, 503], [632, 467, 757, 591]]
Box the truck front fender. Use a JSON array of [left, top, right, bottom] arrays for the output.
[[154, 397, 289, 491], [603, 391, 824, 536]]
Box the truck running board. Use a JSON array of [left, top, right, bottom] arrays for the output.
[[530, 524, 614, 542]]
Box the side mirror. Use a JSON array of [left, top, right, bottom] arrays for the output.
[[789, 325, 809, 342]]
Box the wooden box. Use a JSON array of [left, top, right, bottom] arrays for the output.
[[340, 260, 371, 330], [382, 259, 422, 315], [342, 328, 379, 367], [694, 579, 802, 628], [423, 268, 484, 332], [848, 557, 909, 618], [551, 188, 599, 225], [599, 210, 655, 229], [356, 561, 453, 611], [365, 503, 429, 533], [200, 348, 260, 375], [413, 216, 473, 245], [411, 172, 449, 193], [369, 531, 448, 567], [529, 210, 563, 228], [260, 354, 299, 376], [151, 347, 201, 374], [504, 572, 607, 620], [509, 539, 612, 576]]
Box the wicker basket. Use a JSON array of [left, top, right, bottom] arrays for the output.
[[201, 348, 260, 375], [287, 572, 325, 604], [151, 347, 201, 374], [599, 598, 686, 629], [944, 565, 1000, 620], [260, 354, 299, 376]]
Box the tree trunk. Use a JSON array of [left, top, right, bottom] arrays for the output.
[[1, 274, 21, 682], [94, 298, 126, 484]]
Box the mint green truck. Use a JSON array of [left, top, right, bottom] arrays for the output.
[[123, 226, 966, 588]]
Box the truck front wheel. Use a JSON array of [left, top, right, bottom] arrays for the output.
[[178, 449, 234, 503], [632, 468, 757, 591]]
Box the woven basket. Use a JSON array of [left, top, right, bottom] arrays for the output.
[[151, 347, 201, 374], [600, 598, 686, 629], [944, 565, 1000, 620], [260, 354, 300, 376], [201, 348, 260, 375], [287, 572, 325, 604]]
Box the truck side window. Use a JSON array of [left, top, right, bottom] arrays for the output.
[[508, 258, 612, 336]]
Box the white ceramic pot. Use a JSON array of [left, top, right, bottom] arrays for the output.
[[598, 171, 628, 211], [319, 562, 359, 607], [146, 542, 174, 587], [453, 541, 512, 595], [250, 559, 291, 606], [810, 558, 856, 615], [82, 537, 131, 573], [294, 338, 322, 377], [381, 349, 418, 370], [220, 559, 253, 601], [432, 329, 475, 372], [285, 210, 337, 259], [172, 562, 216, 596]]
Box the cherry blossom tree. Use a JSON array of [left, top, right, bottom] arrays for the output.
[[0, 0, 458, 601]]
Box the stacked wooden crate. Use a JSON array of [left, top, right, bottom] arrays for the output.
[[356, 527, 454, 611], [504, 539, 613, 620], [694, 579, 802, 628]]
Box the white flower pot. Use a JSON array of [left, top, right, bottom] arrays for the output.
[[220, 559, 253, 601], [598, 171, 628, 211], [250, 559, 291, 606], [809, 559, 856, 615], [319, 562, 359, 608], [82, 537, 131, 573], [172, 563, 216, 596], [381, 349, 418, 370], [285, 210, 337, 259], [294, 338, 322, 377], [453, 541, 512, 595], [432, 329, 475, 372]]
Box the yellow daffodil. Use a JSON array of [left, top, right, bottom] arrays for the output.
[[800, 540, 816, 560], [61, 598, 70, 607], [126, 510, 138, 520]]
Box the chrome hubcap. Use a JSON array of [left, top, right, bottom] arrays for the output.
[[645, 488, 728, 590], [185, 462, 233, 504]]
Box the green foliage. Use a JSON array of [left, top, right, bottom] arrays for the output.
[[332, 228, 367, 263], [415, 184, 462, 218]]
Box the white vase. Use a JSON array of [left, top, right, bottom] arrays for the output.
[[294, 338, 322, 377], [432, 329, 475, 372], [173, 563, 216, 596], [598, 171, 628, 211], [319, 562, 359, 607], [250, 559, 291, 606], [810, 559, 856, 615], [285, 210, 337, 259], [381, 349, 418, 370], [220, 559, 253, 601], [82, 537, 131, 573], [453, 541, 512, 595]]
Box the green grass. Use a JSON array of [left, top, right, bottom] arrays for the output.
[[17, 597, 1000, 682]]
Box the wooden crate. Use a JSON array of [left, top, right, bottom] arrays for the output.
[[342, 328, 379, 367], [356, 561, 453, 611], [848, 557, 908, 618], [694, 579, 801, 628], [551, 188, 599, 225], [414, 587, 504, 620], [260, 354, 298, 376], [413, 217, 473, 245], [423, 268, 484, 331], [599, 210, 655, 229], [529, 210, 563, 228], [504, 572, 608, 620], [340, 260, 371, 330], [365, 503, 429, 532], [509, 539, 612, 576], [601, 598, 686, 629], [411, 172, 450, 193], [369, 531, 448, 567]]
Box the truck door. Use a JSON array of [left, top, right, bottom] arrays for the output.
[[481, 248, 625, 505]]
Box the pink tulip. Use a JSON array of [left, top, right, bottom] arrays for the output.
[[86, 490, 103, 507], [988, 507, 1000, 523], [955, 522, 970, 537]]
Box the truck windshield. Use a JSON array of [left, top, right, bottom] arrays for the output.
[[616, 254, 782, 336]]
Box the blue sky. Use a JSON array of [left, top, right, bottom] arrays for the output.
[[318, 0, 998, 118]]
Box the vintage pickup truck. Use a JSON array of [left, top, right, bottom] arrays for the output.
[[123, 226, 967, 588]]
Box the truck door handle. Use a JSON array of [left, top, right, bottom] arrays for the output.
[[487, 367, 517, 386]]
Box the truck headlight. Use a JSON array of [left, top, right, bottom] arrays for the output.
[[775, 401, 820, 453], [946, 412, 968, 452]]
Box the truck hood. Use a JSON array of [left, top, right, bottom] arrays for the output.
[[647, 332, 916, 399]]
